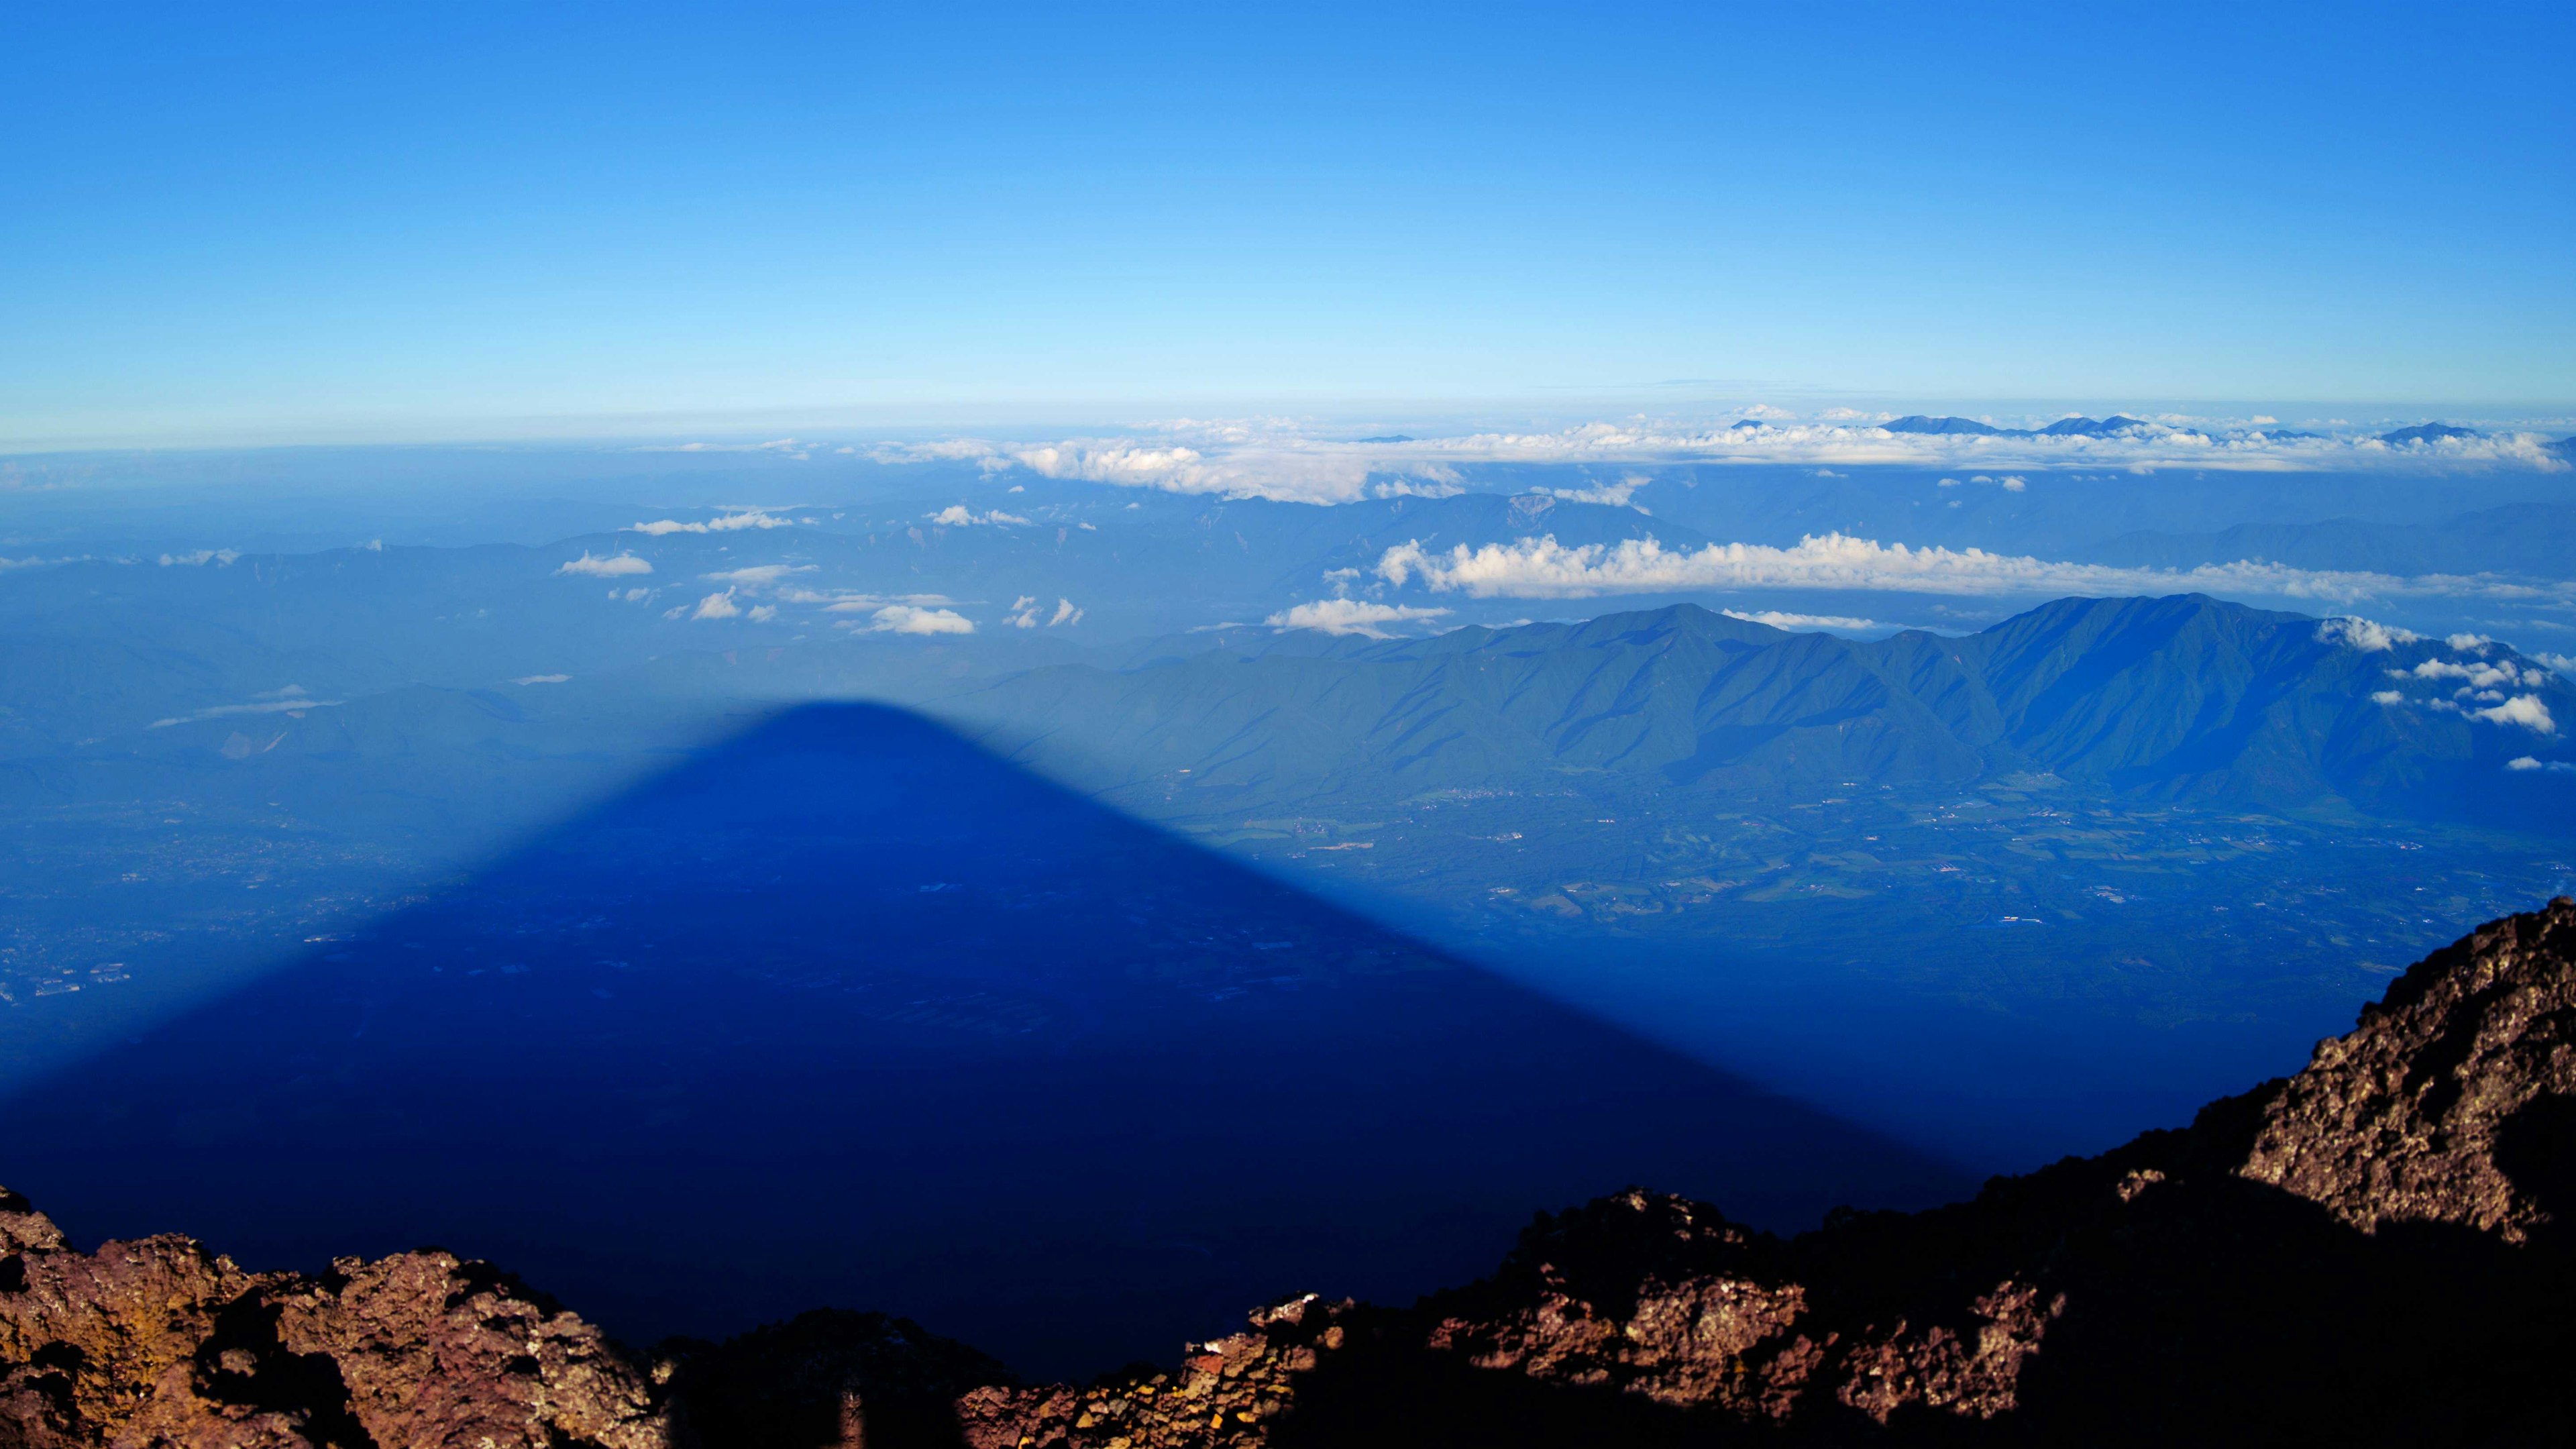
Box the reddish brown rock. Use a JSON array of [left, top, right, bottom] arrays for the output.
[[0, 1191, 672, 1449], [2239, 896, 2576, 1239]]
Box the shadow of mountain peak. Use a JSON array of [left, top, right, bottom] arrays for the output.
[[1, 702, 1969, 1381]]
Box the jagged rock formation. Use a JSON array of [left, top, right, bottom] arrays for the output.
[[7, 900, 2575, 1446], [0, 1201, 668, 1449], [957, 898, 2576, 1448]]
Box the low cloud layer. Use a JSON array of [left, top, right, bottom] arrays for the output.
[[558, 551, 653, 578], [1372, 532, 2569, 609], [629, 510, 794, 535], [1723, 609, 1890, 633], [148, 696, 343, 729], [1265, 598, 1452, 637], [866, 415, 2573, 506]]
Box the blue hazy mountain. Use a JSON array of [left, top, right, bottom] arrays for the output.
[[957, 595, 2575, 828], [2377, 422, 2480, 444], [2036, 415, 2154, 436], [1881, 415, 2025, 436]]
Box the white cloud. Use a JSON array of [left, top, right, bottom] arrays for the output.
[[860, 414, 2576, 506], [1049, 598, 1083, 627], [148, 697, 344, 729], [2371, 690, 2406, 704], [2539, 652, 2576, 676], [558, 551, 653, 578], [2475, 695, 2557, 733], [927, 505, 1031, 527], [688, 590, 742, 620], [2404, 658, 2546, 690], [2507, 756, 2575, 773], [158, 549, 240, 566], [2447, 633, 2493, 651], [629, 510, 793, 535], [1722, 609, 1889, 633], [512, 674, 572, 685], [814, 591, 958, 611], [1264, 598, 1452, 637], [1541, 476, 1649, 507], [861, 604, 975, 635], [1999, 474, 2027, 492], [701, 564, 811, 584], [2319, 617, 2420, 652], [1371, 532, 2515, 606], [633, 438, 806, 454], [1006, 594, 1040, 629]]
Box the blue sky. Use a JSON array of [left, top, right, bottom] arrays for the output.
[[5, 1, 2570, 445]]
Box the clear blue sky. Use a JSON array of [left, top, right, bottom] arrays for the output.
[[5, 1, 2570, 444]]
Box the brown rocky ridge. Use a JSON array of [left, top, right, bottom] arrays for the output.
[[8, 899, 2576, 1446]]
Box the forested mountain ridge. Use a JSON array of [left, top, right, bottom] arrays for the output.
[[963, 594, 2576, 826]]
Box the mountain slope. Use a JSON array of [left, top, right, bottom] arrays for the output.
[[954, 595, 2576, 827]]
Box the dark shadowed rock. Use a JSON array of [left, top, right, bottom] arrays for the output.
[[955, 899, 2576, 1446]]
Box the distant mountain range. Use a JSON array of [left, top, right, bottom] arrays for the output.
[[1876, 415, 2563, 451], [959, 594, 2576, 828], [2377, 422, 2481, 445], [1883, 414, 2157, 438]]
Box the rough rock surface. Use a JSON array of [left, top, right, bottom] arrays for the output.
[[2239, 898, 2576, 1238], [9, 900, 2576, 1447], [0, 1195, 670, 1449], [945, 899, 2576, 1448]]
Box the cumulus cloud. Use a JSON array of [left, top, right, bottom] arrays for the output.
[[629, 510, 793, 535], [687, 590, 742, 620], [1264, 598, 1452, 637], [1049, 598, 1083, 627], [860, 604, 975, 635], [2475, 695, 2557, 733], [2507, 756, 2575, 773], [927, 505, 1031, 527], [558, 551, 653, 578], [1369, 532, 2519, 606], [2400, 658, 2552, 690], [2319, 617, 2420, 651], [1006, 594, 1041, 629], [158, 549, 240, 567]]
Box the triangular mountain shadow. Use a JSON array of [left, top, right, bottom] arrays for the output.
[[0, 704, 1970, 1380]]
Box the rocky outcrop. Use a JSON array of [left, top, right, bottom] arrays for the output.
[[0, 1199, 669, 1449], [2239, 898, 2576, 1239], [951, 898, 2576, 1447], [9, 900, 2576, 1447]]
